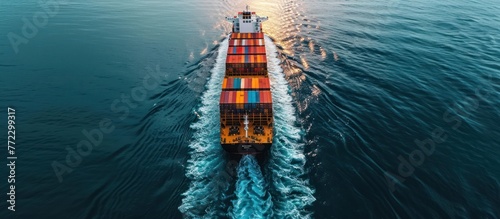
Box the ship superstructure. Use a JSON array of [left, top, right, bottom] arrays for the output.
[[220, 7, 273, 154]]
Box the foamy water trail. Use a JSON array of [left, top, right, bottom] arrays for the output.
[[265, 36, 316, 218], [231, 155, 273, 219], [179, 36, 315, 218], [178, 39, 232, 218]]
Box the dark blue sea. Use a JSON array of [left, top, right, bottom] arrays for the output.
[[1, 0, 499, 218]]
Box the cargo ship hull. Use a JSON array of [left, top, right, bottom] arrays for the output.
[[220, 8, 273, 154], [221, 143, 272, 154]]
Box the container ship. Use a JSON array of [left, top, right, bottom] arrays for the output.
[[220, 7, 273, 154]]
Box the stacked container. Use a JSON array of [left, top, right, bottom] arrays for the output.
[[220, 32, 272, 113], [222, 78, 271, 90], [225, 33, 268, 76], [219, 90, 272, 112]]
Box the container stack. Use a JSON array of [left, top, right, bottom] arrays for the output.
[[220, 32, 272, 114], [225, 33, 268, 76], [221, 78, 270, 90], [219, 90, 272, 112]]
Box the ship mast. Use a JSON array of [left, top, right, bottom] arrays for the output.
[[243, 114, 249, 138]]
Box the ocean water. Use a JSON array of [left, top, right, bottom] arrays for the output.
[[0, 0, 499, 218]]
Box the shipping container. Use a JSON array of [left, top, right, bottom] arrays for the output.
[[222, 78, 228, 88], [226, 55, 267, 64], [225, 54, 268, 76], [222, 78, 271, 90], [220, 90, 273, 112], [229, 39, 265, 47], [252, 78, 258, 89], [225, 67, 267, 76], [227, 46, 266, 55], [230, 33, 264, 39]]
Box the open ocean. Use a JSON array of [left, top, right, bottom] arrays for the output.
[[1, 0, 499, 218]]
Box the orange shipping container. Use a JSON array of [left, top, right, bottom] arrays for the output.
[[229, 39, 265, 47], [226, 55, 267, 64], [230, 33, 264, 39], [222, 78, 228, 89], [236, 91, 244, 104], [227, 46, 266, 55], [222, 78, 271, 90]]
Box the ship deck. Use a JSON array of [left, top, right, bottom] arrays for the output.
[[220, 121, 273, 145]]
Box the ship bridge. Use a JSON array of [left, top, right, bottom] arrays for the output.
[[225, 6, 268, 33]]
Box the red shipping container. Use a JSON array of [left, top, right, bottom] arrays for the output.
[[228, 78, 234, 89], [259, 78, 266, 88], [247, 78, 252, 89], [223, 91, 228, 104], [227, 46, 265, 55], [232, 91, 237, 103], [229, 39, 266, 47], [231, 33, 264, 39]]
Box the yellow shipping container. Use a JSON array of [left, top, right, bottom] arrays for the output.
[[222, 78, 227, 89], [236, 91, 244, 104], [252, 78, 258, 89]]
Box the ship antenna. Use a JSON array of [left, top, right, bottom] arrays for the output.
[[246, 5, 249, 12]]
